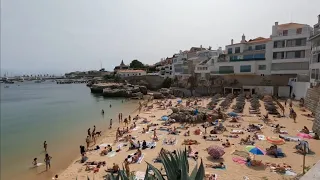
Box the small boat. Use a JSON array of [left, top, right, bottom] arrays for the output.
[[4, 80, 14, 84], [34, 80, 42, 83]]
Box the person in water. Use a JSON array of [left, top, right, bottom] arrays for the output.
[[43, 141, 47, 152], [110, 104, 112, 108], [44, 153, 52, 171], [101, 109, 104, 115], [110, 119, 113, 129], [32, 158, 38, 166]]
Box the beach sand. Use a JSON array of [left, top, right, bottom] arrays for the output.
[[57, 97, 320, 180]]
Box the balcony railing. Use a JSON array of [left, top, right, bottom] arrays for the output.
[[210, 70, 234, 74], [230, 58, 265, 62]]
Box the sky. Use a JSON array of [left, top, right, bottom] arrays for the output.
[[1, 0, 320, 75]]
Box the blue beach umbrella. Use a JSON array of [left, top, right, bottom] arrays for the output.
[[161, 116, 169, 121], [246, 146, 265, 159], [194, 109, 199, 115], [228, 112, 238, 117], [177, 99, 182, 104]]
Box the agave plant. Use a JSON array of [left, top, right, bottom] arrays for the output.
[[107, 148, 205, 180]]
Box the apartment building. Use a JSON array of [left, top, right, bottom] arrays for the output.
[[157, 57, 173, 78], [310, 15, 320, 84], [270, 22, 313, 75], [194, 47, 222, 79], [211, 35, 272, 75]]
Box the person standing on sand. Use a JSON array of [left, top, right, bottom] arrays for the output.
[[153, 129, 158, 140], [123, 158, 130, 176], [128, 115, 131, 124], [92, 125, 96, 138], [87, 128, 91, 138], [118, 113, 121, 123], [124, 118, 128, 127], [43, 141, 47, 152], [110, 119, 113, 129], [86, 136, 90, 150], [44, 153, 52, 171]]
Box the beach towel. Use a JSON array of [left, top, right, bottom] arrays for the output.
[[213, 166, 226, 170], [232, 150, 249, 158], [257, 135, 266, 140], [231, 129, 243, 134], [99, 143, 112, 147], [137, 154, 145, 164], [232, 157, 247, 164], [163, 138, 177, 145], [132, 127, 140, 131], [107, 151, 117, 157], [279, 135, 301, 142]]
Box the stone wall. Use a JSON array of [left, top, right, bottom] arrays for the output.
[[305, 86, 320, 134]]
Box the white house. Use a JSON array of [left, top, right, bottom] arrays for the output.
[[116, 70, 146, 77], [194, 48, 223, 78], [211, 35, 272, 75], [270, 22, 313, 75], [310, 15, 320, 85]]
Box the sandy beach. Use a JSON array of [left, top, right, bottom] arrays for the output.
[[57, 96, 319, 180]]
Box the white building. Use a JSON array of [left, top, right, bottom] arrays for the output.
[[194, 48, 223, 78], [270, 22, 313, 75], [211, 35, 272, 75], [310, 15, 320, 85], [172, 50, 188, 76], [116, 70, 147, 77], [156, 57, 173, 78]]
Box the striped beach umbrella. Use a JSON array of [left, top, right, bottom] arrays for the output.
[[207, 145, 225, 159]]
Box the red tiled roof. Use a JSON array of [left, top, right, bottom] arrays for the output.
[[247, 37, 271, 44]]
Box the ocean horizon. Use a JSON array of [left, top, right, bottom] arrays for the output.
[[0, 81, 138, 180]]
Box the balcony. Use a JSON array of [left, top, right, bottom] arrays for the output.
[[210, 70, 234, 74], [230, 58, 265, 62]]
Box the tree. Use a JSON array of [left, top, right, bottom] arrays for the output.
[[129, 59, 145, 69], [188, 75, 197, 96]]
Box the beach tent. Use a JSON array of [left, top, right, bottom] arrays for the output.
[[161, 116, 169, 121]]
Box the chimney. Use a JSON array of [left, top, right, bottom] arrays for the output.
[[241, 34, 246, 43], [275, 22, 279, 26], [231, 39, 234, 45]]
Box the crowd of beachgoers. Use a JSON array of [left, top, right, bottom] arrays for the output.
[[42, 95, 320, 180]]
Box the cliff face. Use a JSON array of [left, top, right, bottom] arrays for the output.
[[305, 87, 320, 134]]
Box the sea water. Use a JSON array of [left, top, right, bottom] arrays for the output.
[[0, 82, 138, 180]]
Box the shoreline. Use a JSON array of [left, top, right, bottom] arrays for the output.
[[58, 97, 320, 180]]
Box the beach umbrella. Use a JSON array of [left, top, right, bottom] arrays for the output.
[[207, 145, 225, 159], [194, 109, 199, 115], [245, 146, 265, 155], [266, 136, 285, 145], [177, 99, 182, 104], [161, 116, 169, 121], [228, 112, 238, 117], [297, 133, 313, 139]]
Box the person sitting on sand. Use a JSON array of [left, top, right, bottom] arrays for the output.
[[142, 128, 146, 133], [263, 113, 269, 120], [222, 139, 231, 147], [230, 117, 238, 123], [32, 158, 38, 166], [100, 147, 109, 156], [266, 145, 278, 158], [301, 126, 310, 134], [105, 163, 120, 173], [187, 145, 198, 160], [142, 140, 148, 149], [314, 133, 319, 140], [274, 124, 281, 133], [210, 127, 219, 134], [136, 148, 142, 157], [166, 137, 176, 145], [205, 162, 225, 169], [240, 135, 251, 145]]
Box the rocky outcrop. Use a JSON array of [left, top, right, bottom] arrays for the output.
[[91, 83, 148, 98], [169, 107, 222, 123], [152, 92, 164, 99]]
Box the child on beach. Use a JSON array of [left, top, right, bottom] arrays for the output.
[[32, 158, 38, 166], [86, 136, 90, 150], [110, 119, 113, 129]]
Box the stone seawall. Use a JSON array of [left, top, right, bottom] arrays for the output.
[[305, 87, 320, 134]]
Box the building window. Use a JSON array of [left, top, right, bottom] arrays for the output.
[[286, 50, 305, 59], [296, 28, 302, 34], [283, 30, 288, 36], [274, 41, 285, 48], [139, 73, 141, 75], [316, 69, 319, 80], [248, 46, 252, 50], [240, 65, 251, 72], [273, 52, 285, 59], [228, 48, 232, 54], [219, 66, 234, 73], [258, 65, 267, 70], [255, 44, 266, 50], [235, 47, 240, 53]]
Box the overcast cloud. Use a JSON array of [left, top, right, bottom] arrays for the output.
[[1, 0, 319, 75]]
